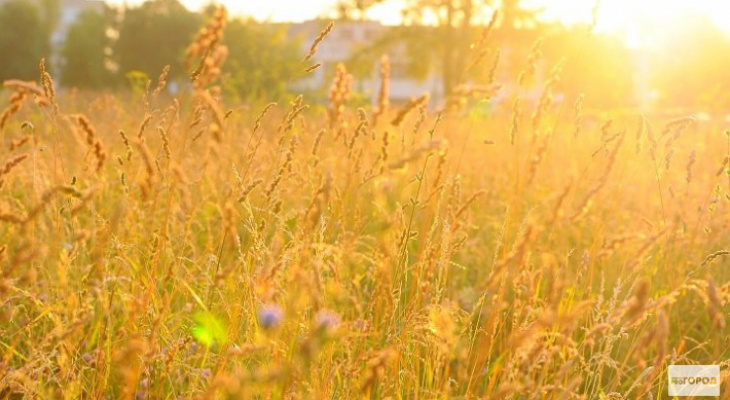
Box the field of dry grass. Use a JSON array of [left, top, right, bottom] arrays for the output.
[[1, 8, 730, 400]]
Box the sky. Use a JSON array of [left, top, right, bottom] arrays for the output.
[[178, 0, 340, 22], [113, 0, 730, 38], [183, 0, 730, 30]]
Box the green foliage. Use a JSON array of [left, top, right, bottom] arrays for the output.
[[0, 0, 49, 81], [39, 0, 60, 35], [191, 311, 227, 348], [114, 0, 202, 81], [223, 18, 301, 101], [60, 8, 116, 89], [125, 70, 151, 95], [350, 0, 543, 96]]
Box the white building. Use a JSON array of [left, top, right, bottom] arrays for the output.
[[288, 19, 444, 105]]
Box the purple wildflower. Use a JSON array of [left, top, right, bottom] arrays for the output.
[[257, 304, 284, 329]]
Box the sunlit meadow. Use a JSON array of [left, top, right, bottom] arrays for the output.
[[1, 4, 730, 400]]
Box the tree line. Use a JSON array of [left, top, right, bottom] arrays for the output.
[[0, 0, 302, 100], [336, 0, 730, 110], [1, 0, 729, 109]]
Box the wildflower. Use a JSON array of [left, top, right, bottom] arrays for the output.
[[315, 309, 341, 332], [257, 304, 284, 329]]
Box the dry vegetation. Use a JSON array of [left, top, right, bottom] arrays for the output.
[[1, 7, 730, 400]]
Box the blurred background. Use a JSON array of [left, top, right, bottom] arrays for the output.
[[1, 0, 729, 114]]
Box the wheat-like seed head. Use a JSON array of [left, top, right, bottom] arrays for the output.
[[303, 21, 334, 62]]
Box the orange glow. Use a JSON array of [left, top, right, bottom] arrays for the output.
[[534, 0, 730, 32], [529, 0, 730, 47]]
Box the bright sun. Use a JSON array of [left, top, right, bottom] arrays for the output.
[[530, 0, 730, 45]]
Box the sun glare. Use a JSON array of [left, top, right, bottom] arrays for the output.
[[531, 0, 730, 46]]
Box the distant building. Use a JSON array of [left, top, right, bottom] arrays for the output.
[[288, 19, 444, 105]]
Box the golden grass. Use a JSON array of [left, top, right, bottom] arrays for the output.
[[0, 8, 730, 400]]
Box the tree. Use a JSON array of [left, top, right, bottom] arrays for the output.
[[40, 0, 61, 37], [115, 0, 202, 81], [338, 0, 542, 96], [332, 0, 386, 20], [60, 7, 116, 89], [0, 0, 49, 81], [500, 0, 541, 30], [222, 18, 301, 100]]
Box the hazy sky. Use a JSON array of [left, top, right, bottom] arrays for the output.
[[195, 0, 729, 33], [182, 0, 338, 21], [112, 0, 730, 36]]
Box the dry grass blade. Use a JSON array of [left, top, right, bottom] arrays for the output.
[[391, 93, 429, 127], [303, 21, 334, 62], [701, 250, 730, 267]]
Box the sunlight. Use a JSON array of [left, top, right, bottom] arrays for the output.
[[112, 0, 730, 48], [200, 0, 408, 24], [4, 0, 730, 397], [182, 0, 332, 21], [531, 0, 730, 46], [114, 0, 730, 40], [107, 0, 336, 22], [196, 0, 730, 33]]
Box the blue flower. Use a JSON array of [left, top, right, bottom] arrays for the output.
[[257, 304, 284, 329]]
